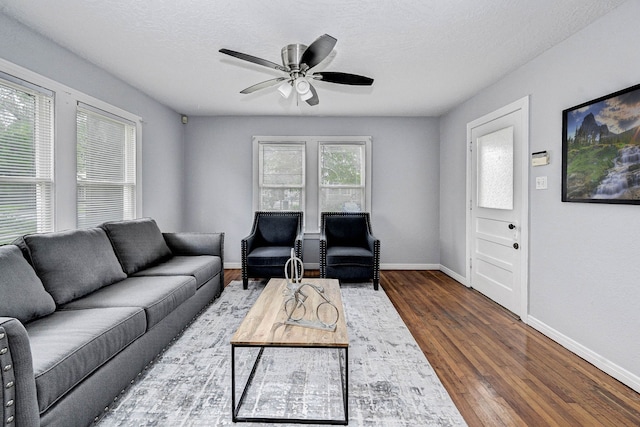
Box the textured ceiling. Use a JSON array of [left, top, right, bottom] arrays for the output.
[[0, 0, 627, 116]]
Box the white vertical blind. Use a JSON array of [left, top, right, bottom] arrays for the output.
[[76, 103, 136, 228], [0, 75, 54, 244]]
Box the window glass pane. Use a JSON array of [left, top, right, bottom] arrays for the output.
[[0, 78, 54, 244], [319, 142, 366, 214], [477, 127, 514, 210], [260, 188, 303, 211], [320, 188, 364, 212], [320, 144, 364, 186]]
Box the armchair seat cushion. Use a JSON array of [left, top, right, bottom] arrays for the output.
[[247, 246, 293, 267], [326, 246, 373, 266]]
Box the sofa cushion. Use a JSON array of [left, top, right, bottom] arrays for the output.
[[0, 245, 55, 323], [26, 307, 146, 414], [22, 228, 127, 305], [133, 255, 221, 289], [101, 218, 173, 275], [62, 275, 196, 329]]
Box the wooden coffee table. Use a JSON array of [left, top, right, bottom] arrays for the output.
[[231, 278, 349, 425]]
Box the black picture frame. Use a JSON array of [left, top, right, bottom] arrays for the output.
[[562, 83, 640, 204]]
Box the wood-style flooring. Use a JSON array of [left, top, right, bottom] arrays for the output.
[[224, 269, 640, 426]]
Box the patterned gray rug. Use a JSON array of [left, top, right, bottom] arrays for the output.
[[98, 281, 467, 426]]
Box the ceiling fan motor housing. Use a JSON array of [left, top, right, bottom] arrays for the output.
[[281, 44, 307, 72]]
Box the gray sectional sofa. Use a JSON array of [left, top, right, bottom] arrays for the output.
[[0, 218, 224, 427]]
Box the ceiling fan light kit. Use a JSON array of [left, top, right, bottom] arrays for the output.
[[219, 34, 374, 106]]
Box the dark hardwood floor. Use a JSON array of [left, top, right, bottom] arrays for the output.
[[224, 269, 640, 426]]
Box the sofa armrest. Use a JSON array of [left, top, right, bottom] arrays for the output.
[[163, 232, 224, 259], [0, 318, 39, 427]]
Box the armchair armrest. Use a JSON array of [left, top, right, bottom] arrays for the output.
[[0, 317, 39, 427], [163, 232, 224, 258], [241, 231, 259, 256]]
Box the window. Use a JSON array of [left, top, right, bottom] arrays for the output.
[[253, 136, 371, 233], [319, 142, 367, 213], [256, 141, 305, 211], [76, 103, 137, 228], [0, 73, 54, 244]]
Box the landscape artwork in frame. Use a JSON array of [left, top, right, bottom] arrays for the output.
[[562, 83, 640, 204]]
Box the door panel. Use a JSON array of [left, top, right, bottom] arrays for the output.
[[468, 99, 528, 318]]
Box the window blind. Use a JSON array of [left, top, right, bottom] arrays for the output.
[[0, 75, 54, 244], [258, 142, 305, 211], [76, 103, 136, 228]]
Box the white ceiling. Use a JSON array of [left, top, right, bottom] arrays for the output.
[[0, 0, 627, 117]]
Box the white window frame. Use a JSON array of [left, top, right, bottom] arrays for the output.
[[253, 138, 306, 213], [318, 138, 371, 222], [253, 136, 372, 234], [0, 57, 142, 234], [0, 71, 55, 244]]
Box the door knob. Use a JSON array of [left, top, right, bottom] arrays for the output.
[[508, 224, 516, 230], [513, 243, 519, 249]]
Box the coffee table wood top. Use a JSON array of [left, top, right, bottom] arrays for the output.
[[231, 278, 348, 348]]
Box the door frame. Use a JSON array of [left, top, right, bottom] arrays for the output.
[[466, 96, 530, 323]]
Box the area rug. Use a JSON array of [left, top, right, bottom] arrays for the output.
[[98, 281, 467, 426]]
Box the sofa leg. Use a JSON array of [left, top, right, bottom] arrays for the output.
[[243, 278, 248, 289], [373, 279, 379, 291]]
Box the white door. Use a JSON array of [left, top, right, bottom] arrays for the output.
[[467, 97, 529, 319]]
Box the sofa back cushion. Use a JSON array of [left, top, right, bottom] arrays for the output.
[[100, 218, 172, 275], [22, 228, 127, 305], [0, 245, 56, 323]]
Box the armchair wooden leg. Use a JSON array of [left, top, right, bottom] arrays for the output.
[[373, 279, 379, 291], [243, 278, 248, 289]]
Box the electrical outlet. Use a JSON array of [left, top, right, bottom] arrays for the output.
[[535, 176, 548, 190]]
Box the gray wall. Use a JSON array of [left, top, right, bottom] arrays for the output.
[[440, 1, 640, 386], [184, 116, 440, 267], [0, 12, 185, 230]]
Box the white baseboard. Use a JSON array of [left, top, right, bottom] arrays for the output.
[[439, 265, 468, 286], [528, 316, 640, 393], [224, 263, 439, 270]]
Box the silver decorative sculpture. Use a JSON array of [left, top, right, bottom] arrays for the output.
[[283, 249, 339, 331]]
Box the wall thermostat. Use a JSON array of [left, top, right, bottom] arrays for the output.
[[532, 151, 549, 166]]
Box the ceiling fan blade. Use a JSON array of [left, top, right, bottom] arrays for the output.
[[300, 34, 337, 70], [240, 77, 287, 94], [219, 48, 287, 72], [314, 72, 374, 86], [305, 84, 319, 106]]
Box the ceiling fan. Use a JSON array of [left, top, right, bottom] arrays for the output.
[[219, 34, 374, 106]]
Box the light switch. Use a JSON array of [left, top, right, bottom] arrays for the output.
[[536, 176, 548, 190]]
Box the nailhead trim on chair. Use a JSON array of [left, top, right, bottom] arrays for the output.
[[241, 211, 304, 288], [320, 212, 381, 290]]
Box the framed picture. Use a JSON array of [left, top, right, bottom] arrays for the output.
[[562, 83, 640, 204]]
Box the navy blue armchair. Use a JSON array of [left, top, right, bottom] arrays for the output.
[[320, 212, 380, 290], [241, 211, 304, 289]]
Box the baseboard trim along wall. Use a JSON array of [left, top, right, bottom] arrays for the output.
[[527, 316, 640, 394], [224, 262, 439, 270]]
